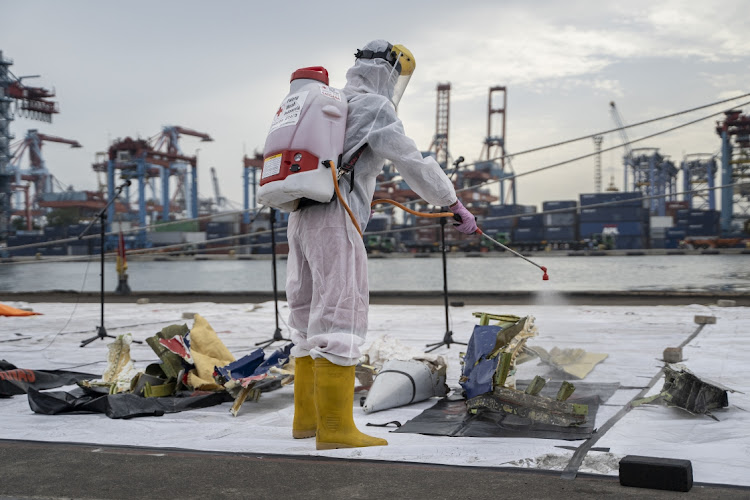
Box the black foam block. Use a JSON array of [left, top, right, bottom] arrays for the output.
[[619, 455, 693, 492]]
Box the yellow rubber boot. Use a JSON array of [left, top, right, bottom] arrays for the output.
[[292, 356, 316, 439], [314, 357, 388, 450]]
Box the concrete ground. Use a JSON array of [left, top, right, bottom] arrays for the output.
[[1, 440, 749, 500]]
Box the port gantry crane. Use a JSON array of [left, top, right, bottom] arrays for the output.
[[428, 82, 451, 171], [8, 129, 81, 221], [610, 101, 678, 216], [1, 51, 60, 239], [681, 153, 717, 211], [716, 110, 750, 234], [93, 125, 213, 247], [475, 86, 513, 208]]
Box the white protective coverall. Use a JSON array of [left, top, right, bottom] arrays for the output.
[[287, 40, 459, 366]]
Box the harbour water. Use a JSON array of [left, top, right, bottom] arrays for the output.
[[1, 254, 748, 294]]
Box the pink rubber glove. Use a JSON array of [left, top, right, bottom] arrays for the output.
[[449, 200, 478, 234]]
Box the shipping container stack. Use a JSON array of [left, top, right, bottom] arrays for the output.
[[578, 192, 648, 250], [6, 223, 101, 257], [649, 216, 674, 249], [674, 209, 721, 238], [5, 231, 45, 257], [477, 204, 533, 250], [204, 221, 235, 254], [513, 212, 545, 249], [245, 216, 289, 256], [67, 223, 101, 255], [662, 201, 690, 249], [41, 225, 68, 256], [542, 200, 578, 247], [409, 216, 439, 253]]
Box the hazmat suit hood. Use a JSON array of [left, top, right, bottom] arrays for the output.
[[343, 39, 399, 104]]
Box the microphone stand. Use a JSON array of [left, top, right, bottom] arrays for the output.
[[79, 180, 142, 347], [256, 207, 290, 348], [426, 157, 467, 353]]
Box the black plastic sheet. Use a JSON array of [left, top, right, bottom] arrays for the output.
[[27, 388, 233, 419], [0, 360, 97, 398], [395, 381, 620, 441]]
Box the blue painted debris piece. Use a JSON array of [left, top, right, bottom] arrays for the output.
[[215, 344, 292, 382], [460, 324, 505, 399]]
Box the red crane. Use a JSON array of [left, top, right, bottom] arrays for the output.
[[5, 80, 59, 122]]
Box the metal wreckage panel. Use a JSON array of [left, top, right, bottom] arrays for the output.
[[633, 364, 735, 419], [461, 314, 590, 428], [466, 384, 588, 427]]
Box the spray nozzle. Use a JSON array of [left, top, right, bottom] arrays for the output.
[[541, 266, 549, 281]]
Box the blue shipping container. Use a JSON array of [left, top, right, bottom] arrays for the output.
[[579, 221, 645, 237], [579, 192, 642, 208], [544, 213, 577, 227], [367, 217, 389, 232], [686, 223, 719, 236], [488, 204, 536, 217], [665, 228, 687, 238], [480, 217, 516, 231], [579, 206, 644, 222], [542, 200, 577, 211], [513, 227, 545, 242], [516, 214, 545, 228], [544, 226, 577, 241]]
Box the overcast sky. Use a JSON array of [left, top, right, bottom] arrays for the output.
[[2, 0, 748, 211]]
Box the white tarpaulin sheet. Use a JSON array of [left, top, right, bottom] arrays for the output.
[[1, 300, 748, 486]]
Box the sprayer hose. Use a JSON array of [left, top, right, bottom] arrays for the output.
[[371, 199, 455, 219], [330, 162, 456, 238], [330, 161, 363, 237]]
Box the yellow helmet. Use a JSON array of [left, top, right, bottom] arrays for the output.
[[390, 44, 415, 77]]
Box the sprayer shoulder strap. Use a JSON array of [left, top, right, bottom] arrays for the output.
[[339, 143, 368, 193]]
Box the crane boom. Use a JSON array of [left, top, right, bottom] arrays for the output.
[[35, 132, 82, 148], [210, 166, 224, 208], [609, 101, 632, 158], [609, 101, 633, 190]]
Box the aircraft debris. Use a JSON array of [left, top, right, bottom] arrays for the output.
[[461, 313, 588, 427], [632, 364, 737, 419]]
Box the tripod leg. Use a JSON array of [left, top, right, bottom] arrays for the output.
[[425, 217, 466, 353]]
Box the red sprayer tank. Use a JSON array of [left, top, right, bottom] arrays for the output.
[[258, 66, 348, 211]]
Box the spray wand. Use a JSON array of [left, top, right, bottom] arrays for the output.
[[447, 156, 549, 281], [472, 226, 549, 280]]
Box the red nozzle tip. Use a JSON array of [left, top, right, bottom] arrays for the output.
[[542, 273, 549, 281]]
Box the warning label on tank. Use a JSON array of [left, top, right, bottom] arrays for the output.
[[268, 91, 309, 133], [262, 154, 282, 179], [319, 85, 342, 101]]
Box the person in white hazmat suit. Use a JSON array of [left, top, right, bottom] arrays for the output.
[[289, 40, 478, 450]]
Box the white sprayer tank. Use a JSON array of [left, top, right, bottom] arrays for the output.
[[258, 66, 347, 211]]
